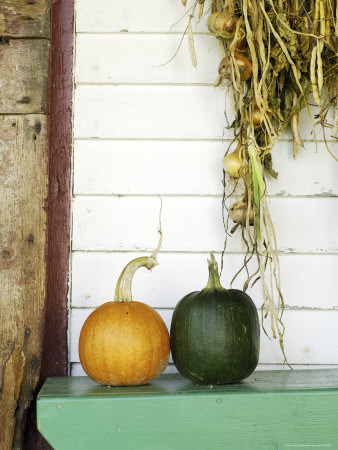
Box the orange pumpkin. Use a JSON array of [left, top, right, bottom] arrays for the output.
[[79, 256, 170, 386]]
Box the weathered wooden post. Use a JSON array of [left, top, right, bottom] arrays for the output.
[[0, 1, 50, 448]]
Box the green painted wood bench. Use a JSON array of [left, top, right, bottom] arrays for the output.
[[37, 369, 338, 450]]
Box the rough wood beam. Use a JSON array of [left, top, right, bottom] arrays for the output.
[[0, 115, 48, 449], [0, 0, 50, 38], [0, 39, 49, 114], [0, 1, 50, 448]]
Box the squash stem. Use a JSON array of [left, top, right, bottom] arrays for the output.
[[114, 256, 158, 303], [204, 253, 226, 291]]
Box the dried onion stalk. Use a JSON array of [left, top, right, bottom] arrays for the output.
[[177, 0, 337, 364]]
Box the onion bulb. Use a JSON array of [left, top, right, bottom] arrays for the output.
[[222, 144, 243, 178], [218, 53, 253, 82], [252, 106, 264, 128], [229, 200, 254, 225], [252, 106, 272, 128], [207, 12, 236, 39]]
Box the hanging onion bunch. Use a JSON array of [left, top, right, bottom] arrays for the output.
[[179, 0, 337, 362]]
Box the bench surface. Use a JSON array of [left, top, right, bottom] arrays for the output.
[[37, 369, 338, 450]]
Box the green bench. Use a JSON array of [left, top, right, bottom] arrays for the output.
[[37, 369, 338, 449]]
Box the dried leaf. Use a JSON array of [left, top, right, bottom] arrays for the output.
[[264, 153, 278, 179], [214, 74, 222, 87], [270, 43, 288, 75], [299, 18, 312, 65], [275, 13, 299, 58]]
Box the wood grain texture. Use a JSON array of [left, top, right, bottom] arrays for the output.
[[0, 115, 48, 449], [0, 347, 25, 449], [0, 39, 49, 114], [0, 0, 50, 37], [37, 371, 338, 450]]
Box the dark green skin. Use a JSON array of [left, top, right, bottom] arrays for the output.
[[170, 288, 260, 385]]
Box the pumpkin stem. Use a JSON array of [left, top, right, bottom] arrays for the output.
[[114, 256, 158, 303], [115, 197, 163, 302], [204, 252, 226, 291]]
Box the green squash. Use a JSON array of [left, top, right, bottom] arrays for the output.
[[170, 253, 260, 384]]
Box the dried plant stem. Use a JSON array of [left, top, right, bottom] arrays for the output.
[[311, 46, 321, 106], [243, 0, 262, 108], [188, 15, 197, 67]]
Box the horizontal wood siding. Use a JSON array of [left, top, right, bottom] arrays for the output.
[[75, 34, 220, 85], [71, 0, 338, 374], [74, 86, 331, 141], [71, 252, 338, 309], [74, 140, 337, 196], [72, 197, 338, 253], [70, 309, 338, 365], [75, 0, 209, 33]]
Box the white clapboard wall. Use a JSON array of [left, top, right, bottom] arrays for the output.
[[71, 0, 338, 376]]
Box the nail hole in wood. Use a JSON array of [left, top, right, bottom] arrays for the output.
[[17, 97, 30, 104], [34, 122, 42, 134], [2, 248, 14, 260]]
